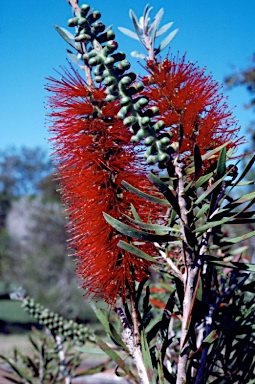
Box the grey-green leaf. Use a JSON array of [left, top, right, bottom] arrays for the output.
[[156, 21, 174, 37], [158, 29, 178, 52], [54, 25, 76, 48], [118, 27, 140, 40]]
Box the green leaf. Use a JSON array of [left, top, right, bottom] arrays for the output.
[[147, 173, 180, 215], [123, 214, 180, 234], [103, 213, 172, 242], [215, 147, 226, 179], [76, 347, 106, 354], [54, 25, 76, 48], [193, 144, 203, 180], [234, 191, 255, 204], [118, 240, 158, 263], [118, 27, 140, 40], [122, 180, 170, 206], [230, 153, 255, 190], [201, 330, 218, 347], [194, 203, 210, 219], [222, 230, 255, 244], [141, 330, 156, 383], [194, 172, 214, 188], [95, 336, 138, 382], [130, 204, 142, 221], [158, 29, 178, 52], [91, 304, 127, 350], [194, 175, 225, 205]]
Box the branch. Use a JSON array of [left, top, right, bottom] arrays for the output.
[[116, 304, 150, 384]]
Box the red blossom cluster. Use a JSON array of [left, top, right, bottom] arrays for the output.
[[142, 56, 242, 159], [46, 67, 162, 304]]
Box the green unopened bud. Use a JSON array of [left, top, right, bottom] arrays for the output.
[[120, 76, 133, 88], [131, 128, 146, 141], [80, 4, 90, 17], [87, 11, 101, 23], [144, 136, 155, 146], [104, 76, 117, 86], [89, 56, 103, 66], [104, 57, 115, 68], [117, 105, 131, 119], [94, 64, 104, 75], [95, 76, 103, 83], [153, 120, 165, 132], [75, 34, 91, 43], [107, 30, 115, 40], [105, 40, 118, 53], [134, 97, 149, 111], [123, 116, 137, 126], [68, 17, 79, 27], [140, 116, 150, 127], [147, 155, 157, 164], [160, 136, 171, 146], [78, 17, 87, 27], [105, 94, 116, 102], [158, 153, 169, 162], [120, 96, 132, 106]]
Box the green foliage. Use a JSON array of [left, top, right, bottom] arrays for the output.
[[0, 327, 86, 384]]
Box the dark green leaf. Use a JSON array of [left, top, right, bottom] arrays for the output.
[[95, 336, 138, 382], [193, 144, 203, 180], [118, 240, 158, 263], [123, 214, 180, 234], [122, 180, 170, 206], [215, 147, 226, 179], [91, 304, 127, 350], [103, 213, 172, 242], [141, 330, 156, 383], [195, 172, 214, 188], [230, 153, 255, 190], [147, 173, 180, 215]]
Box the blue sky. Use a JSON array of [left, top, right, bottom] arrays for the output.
[[1, 0, 254, 153]]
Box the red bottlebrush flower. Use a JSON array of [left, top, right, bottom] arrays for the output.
[[46, 67, 164, 305], [142, 56, 243, 160]]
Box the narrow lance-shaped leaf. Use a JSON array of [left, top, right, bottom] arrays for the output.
[[193, 144, 203, 180], [118, 240, 162, 263], [67, 50, 82, 67], [123, 213, 180, 234], [158, 29, 178, 52], [151, 8, 164, 48], [95, 336, 138, 382], [147, 172, 180, 215], [103, 213, 172, 242], [129, 9, 143, 42], [122, 180, 170, 206], [156, 21, 174, 37], [54, 25, 76, 48], [118, 27, 140, 40]]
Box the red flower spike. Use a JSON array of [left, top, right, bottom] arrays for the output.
[[142, 56, 243, 161], [46, 67, 165, 305]]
